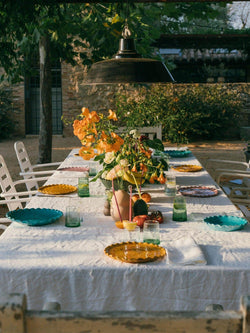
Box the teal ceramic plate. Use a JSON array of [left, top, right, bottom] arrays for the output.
[[164, 150, 192, 158], [204, 215, 248, 232], [6, 208, 63, 226]]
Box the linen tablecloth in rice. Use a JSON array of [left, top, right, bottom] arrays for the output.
[[0, 149, 249, 311]]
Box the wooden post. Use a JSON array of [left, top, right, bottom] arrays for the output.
[[241, 296, 250, 333], [0, 293, 26, 333]]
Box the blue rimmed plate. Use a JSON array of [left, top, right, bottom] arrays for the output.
[[204, 215, 248, 232], [6, 208, 63, 226], [164, 150, 192, 158]]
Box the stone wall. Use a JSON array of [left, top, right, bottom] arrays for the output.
[[4, 60, 250, 140], [61, 60, 135, 136], [61, 62, 83, 136]]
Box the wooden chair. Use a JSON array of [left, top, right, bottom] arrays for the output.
[[14, 141, 61, 191], [0, 293, 249, 333]]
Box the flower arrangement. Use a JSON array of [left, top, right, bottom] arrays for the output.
[[73, 107, 168, 188]]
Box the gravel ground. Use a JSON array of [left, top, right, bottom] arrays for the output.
[[0, 136, 247, 218]]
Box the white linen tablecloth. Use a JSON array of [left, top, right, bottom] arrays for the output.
[[0, 149, 249, 312]]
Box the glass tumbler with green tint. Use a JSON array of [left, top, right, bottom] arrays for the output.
[[78, 172, 90, 197], [172, 195, 187, 222]]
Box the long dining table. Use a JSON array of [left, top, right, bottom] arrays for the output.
[[0, 148, 249, 312]]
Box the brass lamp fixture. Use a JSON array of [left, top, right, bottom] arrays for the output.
[[85, 22, 175, 84]]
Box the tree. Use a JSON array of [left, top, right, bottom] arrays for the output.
[[0, 1, 229, 162]]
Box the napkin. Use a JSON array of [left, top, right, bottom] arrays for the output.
[[167, 237, 207, 266]]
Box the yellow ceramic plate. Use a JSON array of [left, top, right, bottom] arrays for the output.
[[38, 184, 77, 195], [173, 164, 203, 172], [104, 242, 166, 264]]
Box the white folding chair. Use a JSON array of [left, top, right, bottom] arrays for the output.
[[0, 154, 48, 231], [205, 158, 250, 176], [205, 158, 250, 220], [14, 141, 61, 191], [205, 158, 250, 193]]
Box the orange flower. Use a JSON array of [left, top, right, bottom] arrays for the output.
[[149, 172, 158, 184], [89, 111, 100, 123], [140, 163, 148, 173], [157, 172, 166, 184], [73, 119, 88, 141], [111, 132, 123, 141], [81, 107, 90, 117], [146, 149, 152, 158], [79, 146, 95, 160], [140, 147, 152, 159], [131, 164, 137, 173], [100, 131, 109, 141], [149, 176, 155, 184], [85, 134, 96, 143], [95, 141, 106, 155], [108, 109, 118, 121]]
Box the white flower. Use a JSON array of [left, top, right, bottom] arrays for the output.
[[129, 129, 140, 138], [102, 171, 109, 179], [119, 159, 129, 168], [104, 152, 115, 164]]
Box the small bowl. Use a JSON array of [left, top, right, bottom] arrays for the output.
[[204, 215, 248, 232]]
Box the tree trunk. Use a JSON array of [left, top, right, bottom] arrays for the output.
[[38, 33, 52, 163]]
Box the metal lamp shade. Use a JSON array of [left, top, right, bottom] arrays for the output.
[[85, 27, 175, 84], [85, 57, 174, 84]]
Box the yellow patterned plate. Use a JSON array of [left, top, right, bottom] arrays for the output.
[[38, 184, 77, 195], [104, 242, 166, 264], [173, 164, 203, 172]]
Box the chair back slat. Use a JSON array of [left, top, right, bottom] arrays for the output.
[[14, 141, 38, 191], [0, 155, 23, 211]]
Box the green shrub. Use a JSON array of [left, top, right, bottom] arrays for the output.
[[115, 85, 163, 128], [115, 83, 246, 144], [0, 84, 16, 140]]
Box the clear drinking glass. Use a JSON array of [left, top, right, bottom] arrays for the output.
[[172, 195, 187, 221], [128, 226, 141, 242], [78, 172, 90, 197], [65, 206, 80, 227], [123, 220, 140, 242], [143, 220, 160, 245], [87, 162, 97, 177], [164, 173, 176, 197]]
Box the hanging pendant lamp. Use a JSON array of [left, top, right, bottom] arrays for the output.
[[85, 23, 175, 85]]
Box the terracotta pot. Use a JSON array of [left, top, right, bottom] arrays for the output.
[[110, 190, 130, 221]]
